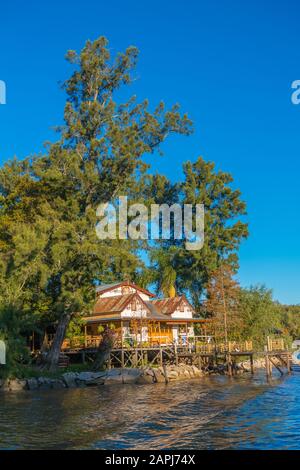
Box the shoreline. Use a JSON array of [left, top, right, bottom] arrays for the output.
[[0, 361, 259, 393]]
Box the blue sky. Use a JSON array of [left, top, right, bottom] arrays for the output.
[[0, 0, 299, 304]]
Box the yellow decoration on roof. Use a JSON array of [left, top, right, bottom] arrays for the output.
[[168, 285, 176, 298]]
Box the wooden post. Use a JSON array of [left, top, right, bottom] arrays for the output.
[[84, 325, 87, 348], [250, 354, 254, 374], [265, 354, 271, 377], [120, 320, 124, 367], [158, 322, 162, 347], [287, 354, 291, 374], [159, 345, 163, 367], [134, 349, 138, 367], [185, 322, 188, 350], [198, 355, 202, 371], [162, 362, 169, 384], [269, 356, 283, 375], [120, 320, 123, 349], [175, 342, 178, 366], [227, 353, 232, 376]]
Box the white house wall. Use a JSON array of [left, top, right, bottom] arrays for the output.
[[138, 292, 151, 301], [171, 305, 194, 319], [99, 287, 133, 298], [99, 287, 150, 301], [121, 304, 149, 318]]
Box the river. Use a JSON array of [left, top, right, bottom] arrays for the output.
[[0, 371, 299, 450]]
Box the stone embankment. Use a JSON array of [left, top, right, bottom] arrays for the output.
[[0, 364, 203, 392], [1, 359, 265, 392], [239, 357, 266, 370]]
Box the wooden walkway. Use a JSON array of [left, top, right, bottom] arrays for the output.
[[62, 344, 292, 377]]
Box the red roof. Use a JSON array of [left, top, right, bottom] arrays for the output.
[[151, 296, 194, 315], [93, 293, 140, 315]]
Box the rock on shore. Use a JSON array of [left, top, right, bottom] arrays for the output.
[[0, 364, 203, 392], [239, 357, 266, 371]]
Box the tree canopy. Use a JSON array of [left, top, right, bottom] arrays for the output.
[[0, 36, 296, 375]]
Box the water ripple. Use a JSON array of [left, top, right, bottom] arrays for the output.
[[0, 371, 299, 449]]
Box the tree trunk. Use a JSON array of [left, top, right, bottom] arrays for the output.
[[93, 326, 115, 371], [40, 331, 49, 353], [42, 312, 72, 371]]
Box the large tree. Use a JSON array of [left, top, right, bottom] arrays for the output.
[[149, 157, 248, 310], [0, 37, 192, 370], [203, 264, 242, 344], [239, 285, 283, 348]]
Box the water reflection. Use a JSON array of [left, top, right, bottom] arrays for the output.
[[0, 372, 299, 449]]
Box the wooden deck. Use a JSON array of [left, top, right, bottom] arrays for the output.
[[60, 341, 292, 377], [58, 334, 292, 377]]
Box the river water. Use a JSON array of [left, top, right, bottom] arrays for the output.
[[0, 372, 300, 449]]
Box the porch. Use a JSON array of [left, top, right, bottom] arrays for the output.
[[60, 318, 211, 351]]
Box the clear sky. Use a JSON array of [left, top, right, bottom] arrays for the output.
[[0, 0, 299, 304]]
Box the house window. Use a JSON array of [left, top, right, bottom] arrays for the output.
[[179, 302, 184, 312], [132, 299, 137, 311]]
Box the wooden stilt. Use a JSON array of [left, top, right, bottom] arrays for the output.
[[84, 325, 87, 348], [227, 353, 232, 376], [287, 354, 291, 374], [120, 320, 124, 367], [250, 353, 254, 374], [185, 322, 188, 350], [265, 354, 271, 377], [162, 362, 169, 384], [269, 356, 283, 375]]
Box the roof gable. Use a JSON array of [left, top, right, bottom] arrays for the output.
[[92, 292, 151, 316], [150, 296, 195, 315], [95, 281, 155, 298]]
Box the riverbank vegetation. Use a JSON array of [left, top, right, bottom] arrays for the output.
[[0, 37, 299, 379]]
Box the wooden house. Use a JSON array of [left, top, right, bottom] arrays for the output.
[[65, 281, 208, 350]]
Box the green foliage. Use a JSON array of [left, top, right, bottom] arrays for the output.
[[149, 157, 248, 308], [0, 305, 31, 378], [1, 36, 296, 373], [238, 285, 283, 348], [65, 317, 86, 346], [0, 36, 192, 369], [204, 264, 242, 342], [278, 304, 300, 343]]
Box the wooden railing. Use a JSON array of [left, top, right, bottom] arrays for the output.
[[61, 334, 174, 350], [267, 337, 285, 351], [60, 334, 254, 353], [61, 335, 101, 350], [192, 339, 253, 354], [228, 340, 253, 352]]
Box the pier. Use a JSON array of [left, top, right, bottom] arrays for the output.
[[61, 335, 293, 378]]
